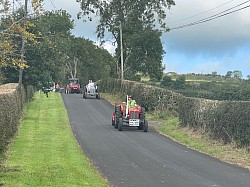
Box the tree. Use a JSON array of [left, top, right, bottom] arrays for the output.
[[212, 71, 217, 77], [233, 70, 242, 79], [0, 0, 44, 85], [22, 10, 74, 85], [1, 6, 117, 86], [161, 75, 172, 87], [174, 75, 186, 89], [124, 27, 165, 80], [70, 37, 115, 83], [76, 0, 175, 80], [225, 71, 233, 78]]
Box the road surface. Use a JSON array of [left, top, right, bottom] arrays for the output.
[[62, 94, 250, 187]]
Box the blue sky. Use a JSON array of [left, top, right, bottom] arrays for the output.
[[44, 0, 250, 78]]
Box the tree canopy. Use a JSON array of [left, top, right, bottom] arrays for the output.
[[77, 0, 175, 80], [1, 8, 115, 86], [0, 0, 44, 69]]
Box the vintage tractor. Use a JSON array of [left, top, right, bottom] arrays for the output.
[[111, 96, 148, 132], [83, 81, 100, 99], [68, 78, 81, 94]]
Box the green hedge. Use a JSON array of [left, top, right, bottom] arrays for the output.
[[178, 98, 250, 146], [99, 78, 250, 148], [0, 83, 33, 155], [99, 79, 181, 114]]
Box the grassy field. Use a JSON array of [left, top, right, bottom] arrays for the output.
[[0, 92, 108, 187], [101, 93, 250, 170]]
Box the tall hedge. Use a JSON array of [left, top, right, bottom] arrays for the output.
[[98, 78, 250, 148], [178, 97, 250, 146], [99, 78, 181, 114], [0, 84, 26, 155]]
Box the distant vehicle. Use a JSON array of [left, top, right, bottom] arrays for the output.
[[68, 78, 81, 94], [111, 95, 148, 132], [83, 80, 100, 99], [42, 81, 55, 92]]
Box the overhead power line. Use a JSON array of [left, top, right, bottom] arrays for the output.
[[49, 0, 56, 9], [169, 0, 250, 30], [168, 0, 237, 24]]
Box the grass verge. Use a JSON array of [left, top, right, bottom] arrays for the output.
[[0, 92, 108, 187], [101, 93, 250, 170]]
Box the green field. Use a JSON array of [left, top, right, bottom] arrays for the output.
[[0, 92, 108, 187]]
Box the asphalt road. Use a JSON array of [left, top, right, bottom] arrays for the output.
[[62, 94, 250, 187]]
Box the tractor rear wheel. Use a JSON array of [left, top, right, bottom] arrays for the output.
[[143, 120, 148, 132], [114, 106, 121, 129], [96, 94, 100, 100], [83, 92, 87, 99], [138, 122, 143, 130], [140, 107, 145, 122], [118, 118, 123, 131], [139, 107, 145, 130]]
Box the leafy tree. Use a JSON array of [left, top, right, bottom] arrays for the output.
[[76, 0, 175, 80], [174, 75, 186, 89], [247, 75, 250, 81], [161, 75, 172, 87], [1, 9, 73, 85], [25, 10, 74, 85], [1, 0, 45, 86], [233, 70, 242, 79], [24, 10, 115, 86], [70, 37, 115, 83], [124, 27, 165, 80], [225, 71, 233, 78], [212, 71, 217, 77]]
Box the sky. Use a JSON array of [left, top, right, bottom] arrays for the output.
[[43, 0, 250, 78]]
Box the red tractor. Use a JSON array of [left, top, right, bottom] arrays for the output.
[[68, 78, 81, 94], [111, 96, 148, 132]]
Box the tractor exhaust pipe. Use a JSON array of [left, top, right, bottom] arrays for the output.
[[126, 95, 129, 117]]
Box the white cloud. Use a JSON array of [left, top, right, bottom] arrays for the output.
[[165, 0, 250, 56]]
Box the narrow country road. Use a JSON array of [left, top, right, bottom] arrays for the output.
[[62, 94, 250, 187]]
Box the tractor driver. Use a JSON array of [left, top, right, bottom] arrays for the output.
[[87, 80, 95, 91], [128, 96, 136, 108]]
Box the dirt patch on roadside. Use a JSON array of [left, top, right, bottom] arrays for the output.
[[148, 121, 163, 129]]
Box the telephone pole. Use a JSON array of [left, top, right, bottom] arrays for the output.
[[119, 21, 124, 80], [18, 0, 28, 86]]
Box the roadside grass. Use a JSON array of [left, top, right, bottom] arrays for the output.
[[0, 92, 108, 187], [156, 117, 250, 169], [101, 93, 250, 170]]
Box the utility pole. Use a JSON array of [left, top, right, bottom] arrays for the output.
[[119, 21, 124, 80], [18, 0, 28, 86]]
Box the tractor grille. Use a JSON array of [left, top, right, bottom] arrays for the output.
[[90, 87, 95, 94], [130, 111, 139, 119]]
